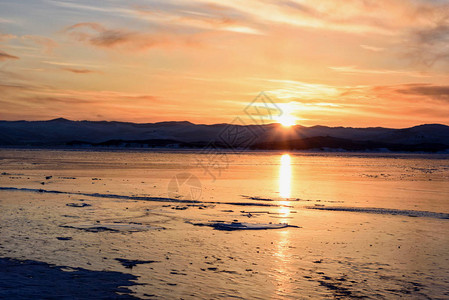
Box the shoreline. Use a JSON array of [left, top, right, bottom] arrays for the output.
[[1, 145, 449, 156]]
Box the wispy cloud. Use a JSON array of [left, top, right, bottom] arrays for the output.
[[42, 60, 101, 68], [222, 0, 401, 35], [1, 32, 57, 54], [64, 22, 180, 50], [134, 2, 262, 35], [0, 17, 15, 24], [62, 68, 96, 74], [262, 79, 340, 100], [21, 35, 58, 53], [63, 2, 262, 51], [395, 84, 449, 100], [45, 0, 135, 17], [0, 33, 16, 41], [329, 66, 430, 78], [0, 49, 19, 60], [406, 17, 449, 68], [360, 44, 384, 52], [0, 79, 167, 121]]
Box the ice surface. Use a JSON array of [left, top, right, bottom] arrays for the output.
[[307, 206, 449, 219], [1, 150, 449, 299]]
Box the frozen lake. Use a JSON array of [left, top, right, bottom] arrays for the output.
[[0, 149, 448, 299]]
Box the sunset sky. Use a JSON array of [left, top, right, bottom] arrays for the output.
[[0, 0, 448, 127]]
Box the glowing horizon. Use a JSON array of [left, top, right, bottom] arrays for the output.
[[1, 1, 448, 127]]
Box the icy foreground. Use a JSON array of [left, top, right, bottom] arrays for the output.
[[0, 149, 448, 299]]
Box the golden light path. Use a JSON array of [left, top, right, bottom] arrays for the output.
[[279, 154, 292, 199], [274, 153, 293, 297], [279, 153, 292, 215]]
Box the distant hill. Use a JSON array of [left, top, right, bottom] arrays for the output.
[[1, 118, 448, 152]]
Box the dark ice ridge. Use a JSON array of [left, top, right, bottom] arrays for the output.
[[0, 187, 290, 207], [307, 206, 449, 219], [115, 258, 158, 269], [66, 202, 91, 207]]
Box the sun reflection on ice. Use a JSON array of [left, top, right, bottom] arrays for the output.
[[274, 154, 294, 296], [279, 154, 292, 199], [273, 226, 293, 296], [278, 153, 292, 219]]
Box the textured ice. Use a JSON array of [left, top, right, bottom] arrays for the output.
[[307, 206, 449, 219]]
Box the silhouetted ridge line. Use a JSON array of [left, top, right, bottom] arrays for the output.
[[0, 119, 448, 152]]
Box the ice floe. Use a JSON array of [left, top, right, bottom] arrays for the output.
[[188, 221, 300, 231]]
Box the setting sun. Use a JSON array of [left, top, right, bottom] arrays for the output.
[[278, 115, 296, 127], [277, 104, 296, 127]]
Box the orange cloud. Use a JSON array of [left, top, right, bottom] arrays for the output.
[[64, 22, 176, 50], [394, 84, 449, 100]]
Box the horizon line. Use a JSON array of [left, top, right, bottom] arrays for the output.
[[1, 117, 448, 130]]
